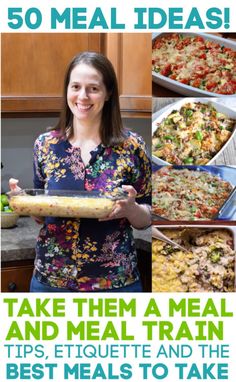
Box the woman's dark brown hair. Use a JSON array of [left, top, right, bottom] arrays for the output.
[[53, 51, 125, 146]]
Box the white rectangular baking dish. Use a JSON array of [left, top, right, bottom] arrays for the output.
[[152, 33, 236, 97], [152, 224, 236, 291], [152, 97, 236, 166]]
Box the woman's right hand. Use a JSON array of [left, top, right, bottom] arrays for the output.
[[8, 178, 44, 225]]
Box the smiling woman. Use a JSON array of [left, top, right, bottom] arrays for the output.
[[67, 64, 108, 129], [9, 52, 151, 293]]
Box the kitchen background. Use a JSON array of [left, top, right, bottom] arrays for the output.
[[1, 32, 152, 191]]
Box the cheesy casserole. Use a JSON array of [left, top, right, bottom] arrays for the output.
[[152, 228, 235, 292], [9, 194, 114, 219], [152, 167, 233, 220], [152, 102, 235, 165], [152, 34, 236, 95]]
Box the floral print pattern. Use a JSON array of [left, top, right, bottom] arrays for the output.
[[33, 130, 151, 291]]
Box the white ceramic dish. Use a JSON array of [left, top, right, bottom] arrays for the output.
[[152, 97, 236, 166], [152, 33, 236, 97]]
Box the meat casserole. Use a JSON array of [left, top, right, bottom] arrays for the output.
[[152, 228, 235, 292], [152, 33, 236, 95], [152, 101, 235, 165], [152, 167, 233, 220]]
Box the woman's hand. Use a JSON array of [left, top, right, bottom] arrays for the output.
[[9, 178, 22, 193], [8, 178, 44, 225], [100, 185, 151, 229], [103, 185, 137, 220]]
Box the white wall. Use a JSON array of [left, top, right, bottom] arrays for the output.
[[1, 117, 151, 192]]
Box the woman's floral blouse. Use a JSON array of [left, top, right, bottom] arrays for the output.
[[33, 130, 151, 291]]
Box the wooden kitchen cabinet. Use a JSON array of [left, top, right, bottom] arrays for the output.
[[2, 33, 151, 117], [105, 33, 151, 117], [1, 260, 34, 292]]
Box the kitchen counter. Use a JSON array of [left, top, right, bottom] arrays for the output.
[[1, 217, 39, 262], [1, 217, 151, 263]]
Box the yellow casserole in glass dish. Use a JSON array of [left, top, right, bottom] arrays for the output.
[[8, 189, 127, 219]]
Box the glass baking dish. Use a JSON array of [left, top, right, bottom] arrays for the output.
[[8, 189, 128, 219]]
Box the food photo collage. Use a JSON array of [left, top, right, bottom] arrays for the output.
[[152, 32, 236, 293]]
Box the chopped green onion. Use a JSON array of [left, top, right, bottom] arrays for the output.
[[185, 109, 193, 117], [183, 157, 194, 164], [195, 131, 203, 141], [164, 135, 174, 140]]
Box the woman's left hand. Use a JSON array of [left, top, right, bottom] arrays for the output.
[[99, 185, 137, 221]]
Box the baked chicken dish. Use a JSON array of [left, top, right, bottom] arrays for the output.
[[152, 102, 235, 165], [152, 228, 235, 292]]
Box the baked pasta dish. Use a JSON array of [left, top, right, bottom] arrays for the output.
[[152, 102, 235, 165], [152, 228, 235, 292], [152, 33, 236, 95], [152, 167, 233, 220], [9, 194, 114, 219]]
